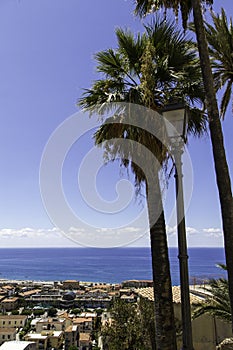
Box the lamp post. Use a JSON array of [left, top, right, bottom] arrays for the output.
[[162, 103, 194, 350]]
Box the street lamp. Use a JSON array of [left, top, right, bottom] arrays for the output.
[[162, 102, 194, 350]]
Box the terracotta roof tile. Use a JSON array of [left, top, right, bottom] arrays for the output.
[[136, 286, 203, 304]]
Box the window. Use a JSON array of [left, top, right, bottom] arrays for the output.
[[3, 321, 5, 325], [8, 335, 10, 339]]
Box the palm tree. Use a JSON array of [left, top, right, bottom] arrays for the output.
[[78, 19, 206, 350], [192, 264, 231, 323], [133, 0, 233, 333], [205, 8, 233, 118]]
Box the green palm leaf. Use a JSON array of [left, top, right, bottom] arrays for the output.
[[133, 0, 212, 29], [192, 265, 231, 322], [205, 8, 233, 118]]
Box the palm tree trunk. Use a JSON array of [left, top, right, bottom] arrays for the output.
[[192, 0, 233, 331], [146, 171, 177, 350]]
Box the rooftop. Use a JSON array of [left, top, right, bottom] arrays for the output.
[[0, 315, 27, 320], [73, 317, 92, 324], [136, 286, 204, 304], [1, 297, 19, 302], [0, 341, 36, 350], [19, 289, 41, 297], [25, 333, 47, 340], [65, 325, 78, 332], [79, 333, 91, 341]]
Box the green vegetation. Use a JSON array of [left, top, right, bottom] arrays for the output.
[[21, 309, 32, 316], [193, 264, 231, 322], [33, 309, 45, 316], [11, 309, 19, 315], [19, 319, 31, 340], [101, 299, 174, 349], [47, 307, 57, 317], [78, 14, 206, 350], [134, 0, 213, 30], [101, 300, 149, 350], [133, 0, 233, 336], [71, 308, 81, 315], [205, 8, 233, 118]]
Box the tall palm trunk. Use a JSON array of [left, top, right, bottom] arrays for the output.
[[192, 0, 233, 331], [146, 170, 177, 350]]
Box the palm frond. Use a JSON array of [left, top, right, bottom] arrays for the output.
[[115, 27, 147, 76], [95, 49, 128, 79], [78, 17, 206, 184], [205, 8, 233, 118], [133, 0, 212, 29], [192, 265, 230, 322], [187, 108, 208, 137], [220, 78, 232, 119]]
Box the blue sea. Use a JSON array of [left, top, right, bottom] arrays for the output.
[[0, 248, 226, 285]]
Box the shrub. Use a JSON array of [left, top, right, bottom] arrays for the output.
[[47, 307, 57, 317], [33, 309, 45, 316], [11, 309, 19, 315], [22, 309, 32, 316]]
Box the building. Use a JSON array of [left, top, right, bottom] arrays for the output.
[[25, 331, 64, 350], [1, 286, 15, 296], [25, 293, 61, 308], [46, 330, 64, 349], [64, 325, 79, 350], [73, 317, 93, 333], [19, 290, 41, 298], [1, 297, 19, 311], [24, 333, 48, 350], [0, 315, 27, 329], [62, 280, 79, 290], [79, 332, 92, 350], [0, 328, 16, 345], [101, 312, 113, 327], [136, 286, 232, 350], [120, 293, 136, 302], [79, 312, 97, 320], [122, 280, 153, 288], [60, 291, 76, 309], [35, 317, 70, 333], [75, 291, 112, 308], [0, 341, 36, 350]]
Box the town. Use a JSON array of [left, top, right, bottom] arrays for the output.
[[0, 278, 153, 350], [0, 278, 231, 350]]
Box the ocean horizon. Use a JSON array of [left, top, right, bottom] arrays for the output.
[[0, 247, 226, 285]]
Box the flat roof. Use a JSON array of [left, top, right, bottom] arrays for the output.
[[19, 289, 41, 297], [65, 325, 78, 332], [1, 297, 19, 302], [79, 333, 91, 341], [25, 333, 47, 340], [0, 315, 27, 319], [73, 317, 92, 323], [0, 341, 35, 350]]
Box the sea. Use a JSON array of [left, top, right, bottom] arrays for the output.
[[0, 248, 226, 285]]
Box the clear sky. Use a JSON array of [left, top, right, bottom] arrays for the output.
[[0, 0, 232, 248]]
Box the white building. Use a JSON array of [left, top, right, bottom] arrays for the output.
[[0, 341, 36, 350]]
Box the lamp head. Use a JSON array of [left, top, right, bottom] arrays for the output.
[[161, 102, 188, 141]]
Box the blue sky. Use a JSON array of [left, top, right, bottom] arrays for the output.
[[0, 0, 232, 247]]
